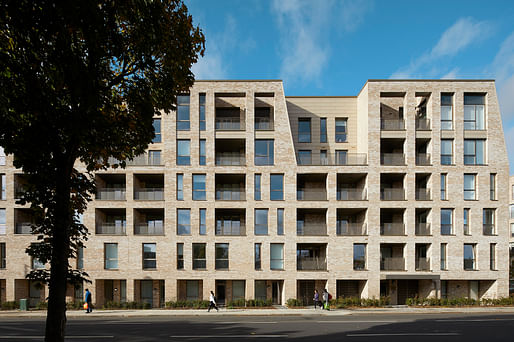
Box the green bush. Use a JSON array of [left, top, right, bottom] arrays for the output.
[[35, 301, 48, 310], [286, 298, 304, 307], [329, 296, 390, 308], [66, 301, 85, 310], [1, 301, 19, 310], [226, 298, 246, 308], [405, 296, 514, 307], [165, 300, 210, 309]]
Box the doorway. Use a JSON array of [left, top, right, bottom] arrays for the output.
[[271, 281, 281, 305], [141, 280, 153, 306], [216, 280, 226, 305]]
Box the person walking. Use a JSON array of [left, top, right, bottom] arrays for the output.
[[208, 291, 219, 312], [84, 288, 92, 313], [322, 289, 329, 310], [313, 289, 320, 309]]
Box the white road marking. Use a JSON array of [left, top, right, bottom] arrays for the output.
[[170, 335, 287, 338], [315, 320, 398, 323], [347, 332, 460, 337], [435, 318, 514, 322], [0, 336, 114, 340], [213, 321, 278, 324]]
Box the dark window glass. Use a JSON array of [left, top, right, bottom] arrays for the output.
[[320, 118, 327, 143], [255, 209, 268, 235], [192, 174, 206, 200], [255, 140, 274, 165], [298, 118, 311, 143], [152, 118, 161, 143], [270, 174, 283, 200], [143, 243, 156, 269]]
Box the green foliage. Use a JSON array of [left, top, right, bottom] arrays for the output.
[[329, 296, 390, 308], [286, 298, 305, 307], [102, 301, 153, 309], [226, 299, 246, 308], [165, 300, 210, 309], [35, 301, 49, 310], [66, 301, 85, 310], [406, 296, 514, 307], [1, 301, 19, 310]]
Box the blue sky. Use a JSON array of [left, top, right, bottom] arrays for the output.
[[185, 0, 514, 172]]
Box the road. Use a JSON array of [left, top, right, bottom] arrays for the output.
[[1, 313, 514, 341]]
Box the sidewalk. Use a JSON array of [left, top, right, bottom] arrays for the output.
[[1, 306, 514, 318]]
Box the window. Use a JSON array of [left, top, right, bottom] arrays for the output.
[[177, 95, 190, 130], [440, 243, 447, 270], [0, 208, 5, 235], [511, 205, 514, 219], [1, 174, 6, 200], [255, 107, 273, 130], [32, 256, 45, 270], [177, 243, 184, 270], [192, 243, 206, 269], [320, 150, 328, 165], [255, 209, 268, 235], [320, 118, 327, 143], [152, 118, 161, 143], [186, 280, 199, 301], [177, 140, 191, 165], [232, 280, 245, 301], [192, 174, 206, 200], [255, 280, 267, 301], [490, 243, 496, 270], [270, 174, 283, 200], [335, 118, 347, 142], [104, 243, 118, 269], [143, 243, 156, 269], [464, 244, 476, 270], [464, 139, 485, 165], [255, 243, 261, 270], [440, 173, 447, 200], [0, 243, 5, 269], [464, 208, 470, 235], [441, 94, 453, 130], [199, 139, 206, 165], [297, 150, 312, 165], [215, 243, 229, 269], [199, 209, 206, 235], [440, 140, 453, 165], [77, 246, 84, 269], [148, 150, 161, 165], [490, 174, 496, 200], [0, 147, 5, 166], [483, 209, 495, 235], [254, 174, 261, 200], [277, 208, 284, 235], [464, 94, 485, 130], [176, 174, 183, 200], [270, 243, 284, 270], [199, 93, 206, 131], [441, 209, 453, 235], [464, 174, 476, 200], [511, 223, 514, 237], [335, 150, 348, 165], [177, 209, 191, 235], [255, 140, 274, 165], [298, 118, 311, 142], [353, 244, 366, 270]]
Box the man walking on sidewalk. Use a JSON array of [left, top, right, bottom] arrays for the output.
[[208, 291, 219, 312], [84, 288, 92, 313]]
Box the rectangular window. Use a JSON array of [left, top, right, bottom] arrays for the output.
[[104, 243, 118, 269], [464, 139, 485, 165], [440, 243, 447, 270], [320, 118, 327, 143], [0, 208, 5, 235], [199, 139, 206, 165], [192, 243, 206, 269], [335, 150, 348, 165], [143, 243, 156, 269], [335, 118, 347, 142], [511, 205, 514, 219], [270, 243, 284, 270], [270, 174, 284, 200], [215, 243, 229, 269], [148, 150, 161, 165], [298, 118, 311, 143], [1, 174, 6, 200], [77, 246, 84, 269], [490, 174, 496, 200], [177, 243, 184, 270], [440, 174, 447, 200], [441, 209, 453, 235], [464, 244, 476, 270], [186, 280, 199, 301], [490, 243, 496, 270], [320, 150, 328, 165], [177, 209, 191, 235], [192, 174, 206, 200], [254, 174, 261, 200], [255, 243, 261, 270], [199, 93, 206, 131], [255, 139, 274, 165], [177, 140, 191, 165], [0, 242, 5, 269], [441, 94, 453, 130], [152, 118, 161, 143], [176, 174, 184, 200], [511, 223, 514, 237], [353, 244, 366, 270], [232, 280, 245, 301], [199, 209, 206, 235], [277, 208, 284, 235], [483, 209, 495, 235], [297, 150, 312, 165], [464, 174, 476, 200], [255, 280, 267, 301], [440, 140, 453, 165], [0, 147, 5, 166], [32, 256, 45, 270], [255, 209, 268, 235], [177, 94, 190, 130], [464, 94, 485, 130], [464, 208, 470, 235]]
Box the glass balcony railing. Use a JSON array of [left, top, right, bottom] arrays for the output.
[[296, 153, 367, 166], [134, 223, 164, 235], [380, 257, 405, 271], [134, 188, 164, 201], [416, 118, 431, 130], [297, 257, 327, 271], [416, 153, 431, 166], [215, 189, 245, 201], [215, 154, 245, 166], [296, 223, 327, 236], [380, 188, 405, 200], [380, 223, 405, 236], [380, 153, 405, 165], [297, 190, 327, 201], [215, 118, 243, 131], [415, 189, 431, 201], [96, 188, 126, 201], [95, 223, 126, 235], [415, 223, 431, 236], [381, 119, 405, 130], [15, 223, 32, 234], [416, 257, 431, 271], [215, 224, 245, 236], [336, 223, 367, 236], [337, 188, 367, 201]]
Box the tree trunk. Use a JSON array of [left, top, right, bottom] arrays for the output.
[[45, 166, 71, 342]]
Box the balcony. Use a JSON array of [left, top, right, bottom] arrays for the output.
[[215, 139, 246, 166], [380, 188, 405, 201], [134, 209, 164, 235], [337, 222, 367, 236], [216, 174, 245, 200], [297, 222, 327, 236], [14, 209, 35, 234], [297, 173, 327, 201], [255, 106, 274, 130], [415, 189, 431, 201], [415, 223, 431, 236], [14, 174, 28, 199], [416, 257, 431, 271], [483, 224, 495, 236], [297, 257, 327, 271], [134, 223, 164, 235], [134, 174, 164, 201], [134, 188, 164, 201], [125, 152, 162, 166], [297, 209, 327, 236], [381, 257, 405, 271], [296, 152, 367, 166], [216, 189, 245, 201], [416, 118, 431, 130], [215, 117, 242, 130], [96, 188, 126, 201], [416, 153, 431, 166], [380, 153, 405, 166], [96, 174, 126, 201], [297, 190, 327, 201], [216, 107, 244, 131], [215, 153, 245, 166], [380, 223, 405, 236], [381, 119, 405, 130], [95, 223, 126, 235], [337, 188, 367, 201], [215, 209, 246, 236], [95, 208, 126, 235]]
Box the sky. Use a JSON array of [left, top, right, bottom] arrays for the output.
[[185, 0, 514, 172]]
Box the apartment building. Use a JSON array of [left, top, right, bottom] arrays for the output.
[[0, 79, 510, 307]]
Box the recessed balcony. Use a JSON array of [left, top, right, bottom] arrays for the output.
[[134, 174, 164, 201], [95, 174, 126, 201], [216, 174, 245, 201], [95, 208, 126, 235], [297, 209, 327, 236], [297, 174, 327, 201], [297, 243, 327, 271]]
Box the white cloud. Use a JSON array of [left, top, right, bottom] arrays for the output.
[[191, 53, 226, 80], [441, 68, 460, 79]]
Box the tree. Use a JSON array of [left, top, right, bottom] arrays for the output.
[[0, 1, 204, 341]]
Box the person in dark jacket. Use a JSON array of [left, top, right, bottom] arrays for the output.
[[313, 289, 320, 309], [85, 288, 92, 313]]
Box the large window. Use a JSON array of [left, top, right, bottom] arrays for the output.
[[353, 244, 366, 270], [177, 209, 191, 235], [177, 243, 184, 270], [464, 174, 476, 200], [270, 174, 284, 201], [464, 139, 485, 165], [199, 93, 206, 131], [148, 150, 161, 165], [177, 140, 191, 165], [483, 209, 495, 235], [143, 243, 156, 269], [277, 208, 284, 235], [441, 94, 453, 130], [255, 280, 267, 301], [440, 140, 453, 165], [215, 243, 229, 269], [270, 243, 284, 270], [255, 209, 268, 235], [464, 94, 485, 130], [176, 174, 184, 201], [192, 174, 206, 200], [297, 150, 312, 165], [298, 118, 311, 143], [441, 209, 453, 235], [255, 243, 261, 270], [152, 118, 161, 143], [335, 150, 348, 165], [255, 140, 274, 165], [320, 118, 327, 143], [335, 118, 347, 142], [199, 139, 206, 165], [193, 243, 206, 269], [254, 174, 261, 200], [199, 209, 206, 235], [464, 244, 476, 270], [440, 243, 447, 270], [104, 243, 118, 269], [177, 95, 190, 131]]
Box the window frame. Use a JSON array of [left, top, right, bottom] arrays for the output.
[[463, 174, 476, 200], [176, 139, 191, 165], [270, 174, 284, 201], [464, 139, 485, 165], [335, 118, 348, 143], [254, 243, 262, 270], [192, 174, 206, 201], [177, 243, 184, 270], [254, 139, 274, 166], [441, 94, 453, 130], [440, 139, 453, 165], [152, 118, 161, 143], [199, 93, 206, 131], [192, 243, 206, 270], [353, 243, 366, 270], [104, 243, 118, 270], [177, 209, 191, 235], [177, 94, 191, 131], [142, 243, 157, 270], [298, 118, 311, 143], [215, 243, 229, 270], [176, 174, 184, 201], [270, 243, 284, 270], [440, 208, 453, 235], [254, 209, 269, 235]]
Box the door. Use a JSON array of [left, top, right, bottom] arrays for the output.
[[216, 281, 226, 305], [141, 280, 153, 306], [298, 280, 315, 305], [271, 281, 281, 305], [104, 280, 114, 302], [29, 281, 41, 307], [397, 280, 418, 305]]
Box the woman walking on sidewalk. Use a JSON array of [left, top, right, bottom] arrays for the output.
[[313, 289, 320, 309], [208, 291, 219, 312]]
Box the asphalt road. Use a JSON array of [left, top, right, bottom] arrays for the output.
[[1, 313, 514, 341]]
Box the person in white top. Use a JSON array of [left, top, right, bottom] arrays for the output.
[[208, 291, 219, 312]]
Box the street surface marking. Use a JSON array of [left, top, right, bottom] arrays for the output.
[[0, 336, 114, 340], [316, 320, 398, 323], [213, 321, 278, 324], [170, 335, 287, 338], [435, 318, 514, 322], [347, 332, 460, 337]]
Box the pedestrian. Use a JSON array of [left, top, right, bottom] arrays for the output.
[[313, 289, 320, 309], [322, 289, 329, 310], [84, 288, 92, 313], [208, 291, 219, 312]]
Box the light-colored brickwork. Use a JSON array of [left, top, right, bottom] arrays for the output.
[[0, 79, 510, 307]]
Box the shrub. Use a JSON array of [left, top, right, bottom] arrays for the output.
[[404, 297, 514, 307], [165, 300, 210, 309], [66, 301, 85, 310], [1, 301, 19, 310], [35, 301, 48, 310], [286, 298, 304, 307]]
